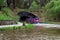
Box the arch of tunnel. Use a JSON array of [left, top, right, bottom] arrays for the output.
[[18, 11, 39, 22]]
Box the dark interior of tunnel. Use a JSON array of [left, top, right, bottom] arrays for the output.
[[19, 16, 30, 22], [18, 11, 38, 22]]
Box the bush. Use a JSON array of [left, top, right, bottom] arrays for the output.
[[29, 1, 40, 11], [44, 0, 60, 21], [0, 0, 5, 6], [0, 8, 13, 20], [1, 8, 12, 16]]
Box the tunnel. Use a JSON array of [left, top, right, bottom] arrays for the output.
[[19, 16, 30, 22], [18, 11, 38, 22]]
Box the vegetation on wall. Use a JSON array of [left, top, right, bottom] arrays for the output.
[[0, 8, 13, 20], [0, 7, 18, 20], [29, 1, 40, 11], [44, 0, 60, 21], [0, 0, 60, 22]]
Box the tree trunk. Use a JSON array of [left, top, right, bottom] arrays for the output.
[[23, 21, 25, 26], [12, 0, 16, 9], [0, 6, 1, 10], [6, 0, 11, 7]]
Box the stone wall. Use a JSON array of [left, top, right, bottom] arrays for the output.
[[0, 20, 17, 25]]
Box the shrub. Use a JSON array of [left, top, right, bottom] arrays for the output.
[[1, 8, 12, 16], [29, 1, 40, 11], [0, 8, 13, 20], [44, 0, 60, 21], [0, 0, 5, 6]]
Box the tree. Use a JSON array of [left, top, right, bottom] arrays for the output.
[[36, 0, 50, 7], [0, 0, 5, 10], [29, 0, 40, 11], [24, 0, 33, 9], [45, 0, 60, 21]]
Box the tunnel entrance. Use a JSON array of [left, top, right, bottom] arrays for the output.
[[18, 11, 37, 22], [18, 11, 40, 25], [19, 16, 30, 22]]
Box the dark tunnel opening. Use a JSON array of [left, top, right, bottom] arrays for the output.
[[18, 11, 39, 24], [19, 16, 30, 22]]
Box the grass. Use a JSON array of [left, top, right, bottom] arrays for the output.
[[0, 24, 33, 31], [0, 13, 13, 20], [0, 24, 60, 35], [0, 8, 18, 20]]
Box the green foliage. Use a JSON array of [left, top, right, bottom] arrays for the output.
[[0, 13, 12, 20], [16, 0, 25, 8], [29, 1, 40, 11], [18, 0, 24, 5], [45, 0, 60, 21], [25, 24, 33, 29], [0, 7, 19, 20], [0, 0, 5, 6], [0, 24, 33, 31], [1, 8, 12, 16], [0, 8, 13, 20]]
